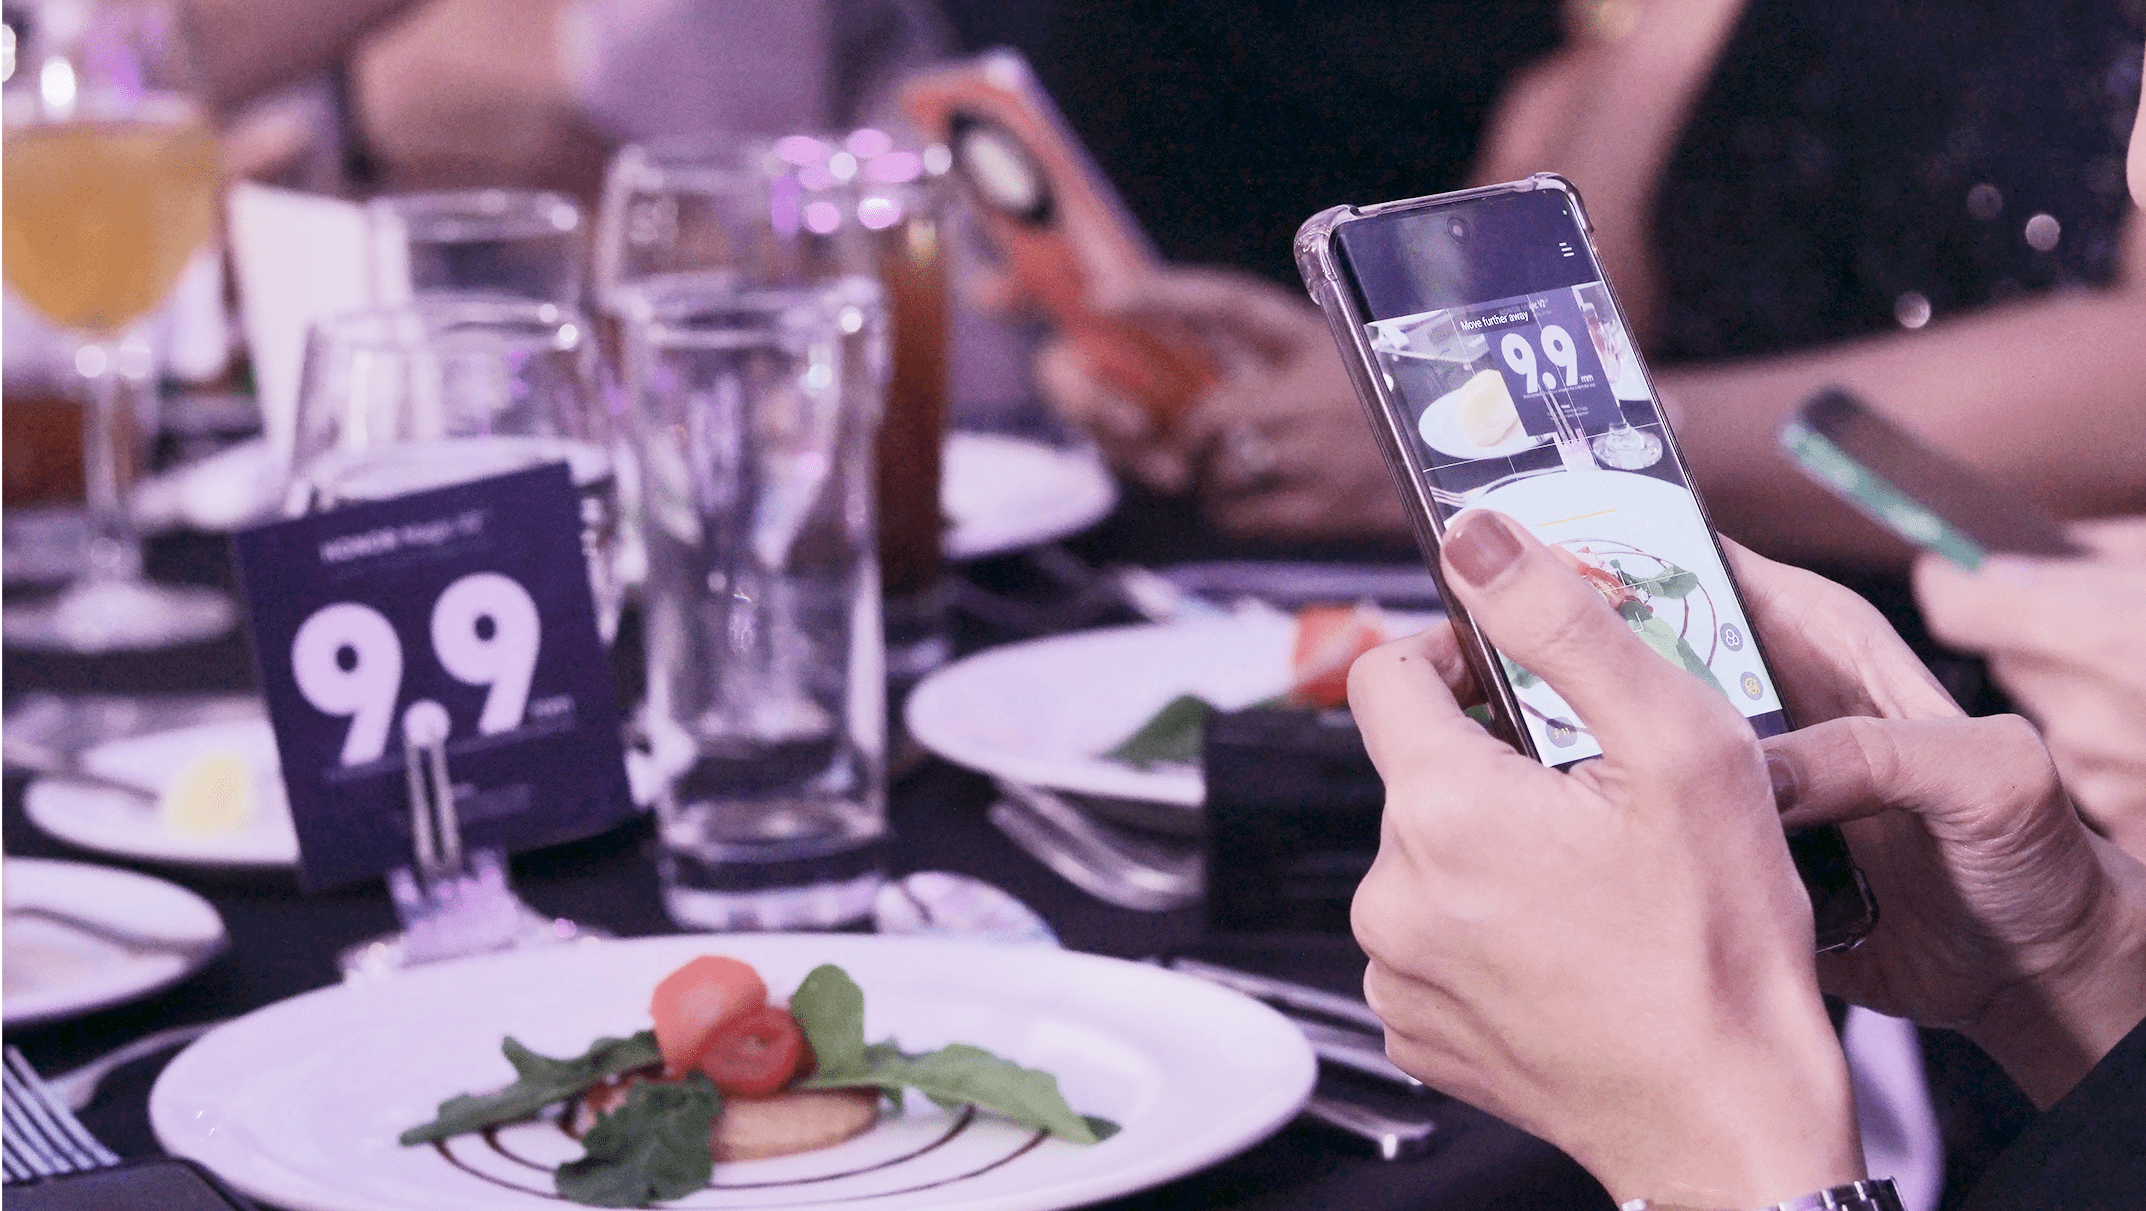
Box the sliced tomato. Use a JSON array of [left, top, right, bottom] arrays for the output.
[[1289, 604, 1390, 709], [697, 1005, 807, 1097], [649, 955, 769, 1075]]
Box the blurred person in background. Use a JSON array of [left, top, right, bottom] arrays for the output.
[[183, 0, 950, 197], [1032, 0, 2146, 565]]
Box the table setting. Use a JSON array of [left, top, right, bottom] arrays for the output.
[[2, 6, 1614, 1209]]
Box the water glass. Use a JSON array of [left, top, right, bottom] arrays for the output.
[[629, 279, 888, 930], [289, 298, 624, 640], [599, 132, 951, 679], [370, 189, 585, 308]]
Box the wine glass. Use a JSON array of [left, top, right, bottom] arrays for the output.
[[1, 0, 234, 651], [288, 298, 625, 642], [369, 189, 586, 308]]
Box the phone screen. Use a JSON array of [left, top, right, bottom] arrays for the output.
[[1333, 189, 1787, 764]]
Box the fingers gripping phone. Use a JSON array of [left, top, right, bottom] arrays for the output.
[[1295, 175, 1876, 952], [901, 50, 1215, 431]]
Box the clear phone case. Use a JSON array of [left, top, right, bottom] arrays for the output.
[[1291, 175, 1592, 758]]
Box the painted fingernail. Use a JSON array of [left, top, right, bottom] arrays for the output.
[[1765, 753, 1796, 812], [1444, 512, 1524, 588]]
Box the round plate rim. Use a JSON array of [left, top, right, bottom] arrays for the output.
[[149, 933, 1317, 1211], [1, 856, 229, 1027], [941, 432, 1118, 561]]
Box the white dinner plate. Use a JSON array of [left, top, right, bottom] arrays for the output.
[[25, 717, 302, 869], [131, 432, 1117, 561], [2, 858, 228, 1027], [942, 432, 1117, 560], [151, 934, 1315, 1211], [905, 611, 1440, 807], [28, 716, 665, 869]]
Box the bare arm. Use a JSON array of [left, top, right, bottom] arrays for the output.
[[1664, 214, 2146, 568], [185, 0, 430, 113]]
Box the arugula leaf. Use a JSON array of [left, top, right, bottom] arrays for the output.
[[1102, 694, 1215, 768], [789, 964, 867, 1077], [1608, 558, 1700, 600], [806, 1041, 1107, 1143], [554, 1073, 721, 1207], [400, 1032, 662, 1145], [1642, 561, 1701, 599], [901, 1044, 1104, 1142], [1498, 653, 1542, 689], [1619, 602, 1725, 695]]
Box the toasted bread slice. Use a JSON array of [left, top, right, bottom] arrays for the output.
[[577, 1078, 881, 1162], [712, 1088, 881, 1161]]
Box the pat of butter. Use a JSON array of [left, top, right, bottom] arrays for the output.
[[1452, 369, 1522, 448], [160, 752, 255, 836]]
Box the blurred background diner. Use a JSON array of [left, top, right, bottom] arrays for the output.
[[4, 2, 2143, 1211]]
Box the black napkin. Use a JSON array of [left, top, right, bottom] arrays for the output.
[[1201, 706, 1385, 935]]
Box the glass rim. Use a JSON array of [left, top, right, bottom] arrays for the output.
[[308, 296, 594, 356], [623, 278, 872, 349], [367, 187, 584, 234]]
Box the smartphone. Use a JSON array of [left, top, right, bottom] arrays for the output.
[[1782, 388, 2084, 568], [1295, 174, 1876, 952], [901, 50, 1215, 431]]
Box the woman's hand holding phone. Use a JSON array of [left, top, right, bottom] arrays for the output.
[[1033, 264, 1404, 540], [1729, 540, 2146, 1111], [1349, 510, 1860, 1211], [1914, 518, 2146, 860]]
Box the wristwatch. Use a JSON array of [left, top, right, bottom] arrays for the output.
[[1621, 1178, 1906, 1211]]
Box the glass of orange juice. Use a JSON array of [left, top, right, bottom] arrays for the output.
[[2, 0, 233, 651]]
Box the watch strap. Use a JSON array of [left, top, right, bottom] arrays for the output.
[[1621, 1177, 1906, 1211]]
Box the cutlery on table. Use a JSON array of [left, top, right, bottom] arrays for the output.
[[1163, 960, 1441, 1158], [1302, 1093, 1439, 1161], [988, 779, 1201, 912], [2, 905, 226, 966], [1167, 957, 1423, 1091], [3, 1047, 120, 1183], [0, 754, 159, 804]]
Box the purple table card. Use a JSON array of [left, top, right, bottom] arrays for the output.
[[233, 463, 631, 890]]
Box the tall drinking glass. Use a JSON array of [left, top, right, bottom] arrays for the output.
[[369, 189, 586, 308], [1, 0, 233, 651], [288, 298, 624, 640], [629, 279, 888, 930], [599, 132, 950, 679]]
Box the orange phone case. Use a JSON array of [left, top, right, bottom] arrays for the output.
[[902, 51, 1214, 430]]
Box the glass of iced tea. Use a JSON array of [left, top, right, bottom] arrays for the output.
[[1, 0, 233, 651]]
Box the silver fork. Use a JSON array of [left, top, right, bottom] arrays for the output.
[[3, 1046, 120, 1183]]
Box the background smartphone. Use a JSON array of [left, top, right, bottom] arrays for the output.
[[901, 50, 1214, 430], [1295, 175, 1875, 952], [1782, 387, 2084, 567]]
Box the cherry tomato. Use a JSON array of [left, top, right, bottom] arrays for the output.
[[649, 956, 768, 1075], [697, 1005, 807, 1096], [1289, 605, 1389, 708]]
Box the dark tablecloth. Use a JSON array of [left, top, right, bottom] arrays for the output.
[[2, 522, 1614, 1211]]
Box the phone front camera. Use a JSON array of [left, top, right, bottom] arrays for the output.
[[1446, 217, 1470, 242]]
